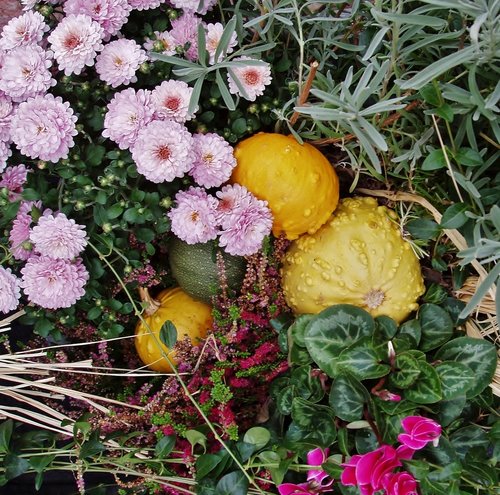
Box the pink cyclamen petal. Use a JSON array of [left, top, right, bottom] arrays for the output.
[[382, 471, 418, 495], [398, 416, 441, 450], [277, 483, 314, 495]]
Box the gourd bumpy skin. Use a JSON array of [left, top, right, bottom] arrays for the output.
[[281, 197, 425, 323]]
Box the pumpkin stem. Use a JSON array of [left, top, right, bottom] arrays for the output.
[[138, 287, 161, 316]]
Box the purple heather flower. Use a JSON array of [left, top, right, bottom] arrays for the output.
[[20, 255, 89, 309], [0, 92, 15, 142], [151, 79, 196, 123], [0, 11, 49, 50], [0, 44, 55, 102], [102, 87, 155, 150], [170, 12, 199, 61], [0, 266, 21, 314], [0, 140, 11, 173], [216, 184, 272, 256], [30, 212, 87, 260], [128, 0, 165, 10], [10, 93, 78, 162], [143, 31, 176, 58], [189, 133, 236, 188], [9, 201, 39, 261], [227, 56, 272, 101], [131, 119, 194, 183], [0, 163, 28, 200], [168, 186, 219, 244], [206, 22, 237, 64], [95, 38, 147, 88], [170, 0, 217, 15], [63, 0, 131, 40], [48, 14, 104, 76]]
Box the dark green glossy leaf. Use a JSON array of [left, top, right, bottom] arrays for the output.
[[337, 345, 390, 380], [329, 373, 368, 422], [159, 320, 177, 349], [291, 397, 336, 432], [397, 319, 421, 346], [406, 218, 440, 240], [437, 395, 466, 427], [276, 385, 294, 415], [389, 352, 421, 388], [155, 435, 176, 458], [0, 420, 13, 453], [449, 425, 489, 460], [418, 304, 454, 351], [422, 148, 446, 171], [405, 361, 442, 404], [455, 148, 483, 167], [354, 429, 379, 454], [374, 315, 398, 339], [440, 203, 469, 229], [435, 362, 475, 399], [289, 314, 315, 347], [243, 427, 270, 450], [434, 103, 454, 122], [215, 471, 248, 495], [4, 454, 29, 480]]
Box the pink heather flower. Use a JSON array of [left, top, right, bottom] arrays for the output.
[[63, 0, 131, 40], [0, 11, 49, 50], [170, 0, 217, 14], [0, 140, 11, 173], [0, 163, 28, 199], [151, 80, 196, 123], [9, 201, 40, 261], [102, 88, 155, 150], [382, 471, 418, 495], [30, 212, 87, 260], [128, 0, 165, 10], [398, 416, 442, 450], [95, 38, 147, 88], [227, 56, 272, 101], [168, 186, 219, 244], [144, 31, 176, 58], [131, 120, 194, 183], [189, 133, 236, 188], [206, 22, 237, 64], [10, 93, 78, 162], [0, 44, 55, 102], [170, 13, 199, 61], [20, 256, 89, 309], [0, 266, 21, 314], [0, 92, 15, 142], [48, 14, 104, 76]]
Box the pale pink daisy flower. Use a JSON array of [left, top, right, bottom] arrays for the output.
[[170, 0, 217, 15], [9, 200, 41, 260], [0, 44, 55, 102], [189, 133, 236, 188], [30, 212, 87, 260], [151, 80, 196, 123], [216, 184, 272, 256], [206, 22, 237, 64], [63, 0, 131, 40], [0, 92, 15, 142], [102, 88, 155, 150], [0, 11, 49, 50], [128, 0, 165, 11], [131, 120, 194, 183], [144, 30, 176, 58], [170, 12, 199, 61], [168, 186, 219, 244], [0, 141, 11, 173], [0, 266, 21, 314], [227, 56, 272, 101], [48, 14, 104, 76], [0, 163, 28, 200], [95, 38, 147, 88], [10, 93, 78, 162], [20, 256, 89, 309]]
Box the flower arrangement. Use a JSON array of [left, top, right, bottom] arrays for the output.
[[0, 1, 498, 495]]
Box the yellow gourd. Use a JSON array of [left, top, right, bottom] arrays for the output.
[[135, 287, 213, 372], [231, 132, 339, 240], [281, 197, 425, 323]]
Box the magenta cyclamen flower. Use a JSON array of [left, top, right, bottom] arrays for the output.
[[168, 187, 219, 244], [0, 163, 28, 199], [398, 416, 441, 450], [0, 11, 49, 50], [0, 44, 55, 102], [170, 13, 199, 61], [170, 0, 217, 14], [0, 266, 21, 314], [189, 133, 236, 188], [131, 120, 193, 183], [0, 92, 15, 142], [382, 471, 418, 495], [30, 212, 87, 260], [10, 93, 78, 162], [20, 256, 89, 309], [95, 38, 147, 88], [9, 200, 40, 261], [151, 79, 196, 123], [227, 56, 272, 101], [48, 14, 104, 76], [102, 88, 155, 150]]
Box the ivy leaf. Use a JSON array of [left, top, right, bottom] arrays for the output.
[[435, 362, 475, 399], [196, 454, 223, 480], [329, 373, 369, 422], [215, 471, 249, 495], [418, 304, 454, 351], [159, 320, 177, 349], [405, 362, 442, 404], [243, 427, 270, 450]]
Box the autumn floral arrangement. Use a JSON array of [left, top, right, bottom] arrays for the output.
[[0, 1, 498, 495]]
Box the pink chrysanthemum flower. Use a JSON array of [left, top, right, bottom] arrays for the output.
[[0, 140, 11, 173], [20, 0, 38, 10], [151, 80, 196, 123], [170, 12, 199, 61], [0, 266, 21, 314], [216, 184, 272, 256], [0, 163, 28, 200], [0, 92, 15, 142], [30, 212, 87, 260], [227, 56, 272, 101], [20, 256, 89, 309], [168, 186, 219, 244], [9, 200, 41, 260], [102, 88, 155, 150], [95, 38, 147, 88], [144, 30, 176, 58], [0, 11, 49, 50], [63, 0, 131, 40], [10, 93, 78, 162], [189, 133, 236, 188], [0, 44, 55, 102], [128, 0, 165, 10], [48, 14, 104, 76], [131, 120, 194, 183], [206, 22, 237, 64], [170, 0, 217, 15]]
